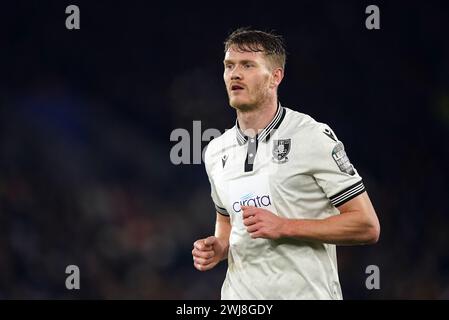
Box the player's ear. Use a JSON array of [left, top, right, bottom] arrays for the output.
[[270, 67, 284, 88]]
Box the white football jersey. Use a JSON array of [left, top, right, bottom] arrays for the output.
[[204, 104, 365, 300]]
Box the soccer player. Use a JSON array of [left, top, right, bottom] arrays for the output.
[[192, 28, 380, 299]]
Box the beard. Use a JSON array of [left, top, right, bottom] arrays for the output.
[[228, 82, 270, 112], [229, 99, 257, 112]]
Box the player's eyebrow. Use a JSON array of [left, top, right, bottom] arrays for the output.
[[223, 59, 257, 65]]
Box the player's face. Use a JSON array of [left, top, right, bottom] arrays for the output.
[[223, 46, 274, 111]]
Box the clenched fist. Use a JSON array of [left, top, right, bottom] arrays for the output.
[[242, 205, 287, 240], [192, 236, 228, 271]]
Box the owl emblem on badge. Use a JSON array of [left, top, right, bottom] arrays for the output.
[[272, 139, 291, 163]]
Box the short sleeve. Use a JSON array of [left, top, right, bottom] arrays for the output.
[[204, 145, 229, 216], [307, 123, 366, 207]]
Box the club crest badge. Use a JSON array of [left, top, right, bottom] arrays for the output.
[[272, 139, 291, 163]]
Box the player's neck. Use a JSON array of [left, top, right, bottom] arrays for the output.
[[236, 98, 278, 138]]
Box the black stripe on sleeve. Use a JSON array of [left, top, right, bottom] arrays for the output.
[[215, 204, 229, 216], [329, 180, 365, 207]]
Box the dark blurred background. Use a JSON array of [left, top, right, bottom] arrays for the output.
[[0, 0, 448, 299]]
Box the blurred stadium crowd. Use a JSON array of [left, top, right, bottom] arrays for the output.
[[1, 1, 448, 299]]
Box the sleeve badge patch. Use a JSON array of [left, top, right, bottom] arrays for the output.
[[332, 142, 355, 175]]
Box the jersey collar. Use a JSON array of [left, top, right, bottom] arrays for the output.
[[236, 102, 286, 146]]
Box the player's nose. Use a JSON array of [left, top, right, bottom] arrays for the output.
[[231, 73, 241, 80], [230, 68, 242, 80]]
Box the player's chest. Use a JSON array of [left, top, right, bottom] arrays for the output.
[[212, 142, 311, 204], [216, 140, 296, 176]]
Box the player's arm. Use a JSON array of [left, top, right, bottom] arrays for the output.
[[242, 191, 380, 245], [214, 212, 232, 252], [192, 213, 231, 271], [283, 191, 379, 245]]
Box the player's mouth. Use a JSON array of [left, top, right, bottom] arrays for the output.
[[230, 84, 245, 94]]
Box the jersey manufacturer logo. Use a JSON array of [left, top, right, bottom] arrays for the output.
[[272, 139, 291, 163], [323, 128, 337, 142], [222, 154, 228, 168]]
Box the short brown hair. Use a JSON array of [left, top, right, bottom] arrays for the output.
[[224, 27, 286, 70]]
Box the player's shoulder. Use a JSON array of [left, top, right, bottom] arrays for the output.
[[283, 107, 334, 138]]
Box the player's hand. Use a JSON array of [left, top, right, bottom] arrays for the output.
[[242, 206, 287, 240], [192, 236, 227, 271]]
